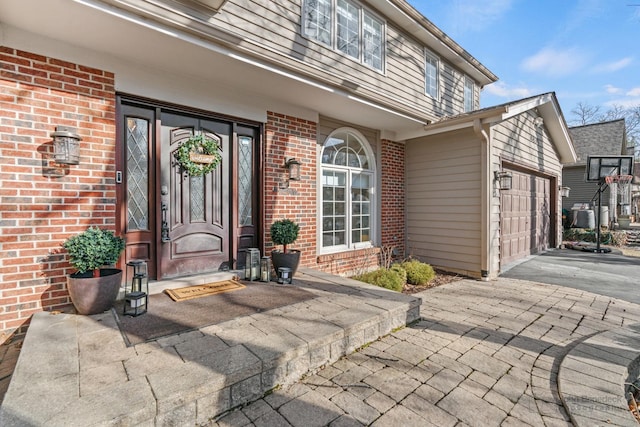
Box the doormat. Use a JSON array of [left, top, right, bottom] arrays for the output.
[[164, 280, 245, 301], [113, 282, 316, 346]]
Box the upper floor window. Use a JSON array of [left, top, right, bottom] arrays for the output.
[[425, 51, 439, 99], [464, 77, 475, 112], [320, 129, 375, 252], [303, 0, 385, 72]]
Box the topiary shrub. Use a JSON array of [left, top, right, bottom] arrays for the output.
[[353, 267, 404, 292], [400, 259, 435, 285]]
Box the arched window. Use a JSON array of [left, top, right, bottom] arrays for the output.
[[320, 129, 375, 252]]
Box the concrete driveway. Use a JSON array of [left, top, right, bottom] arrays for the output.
[[501, 247, 640, 304]]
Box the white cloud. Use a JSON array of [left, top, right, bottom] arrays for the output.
[[627, 87, 640, 97], [521, 47, 588, 77], [604, 98, 640, 109], [483, 81, 533, 99], [604, 84, 622, 94], [448, 0, 513, 33], [593, 57, 633, 73]]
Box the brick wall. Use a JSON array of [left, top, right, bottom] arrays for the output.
[[264, 113, 406, 276], [263, 112, 317, 267], [380, 139, 405, 259], [0, 48, 116, 341]]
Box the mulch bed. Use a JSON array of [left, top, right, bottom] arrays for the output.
[[402, 269, 468, 294]]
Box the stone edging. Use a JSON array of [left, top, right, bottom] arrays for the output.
[[558, 322, 640, 426]]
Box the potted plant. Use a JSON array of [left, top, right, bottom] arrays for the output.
[[62, 227, 126, 315], [270, 219, 301, 281]]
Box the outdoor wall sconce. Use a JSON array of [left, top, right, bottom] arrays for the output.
[[285, 157, 301, 181], [559, 186, 571, 198], [494, 170, 513, 191], [51, 125, 81, 165], [278, 157, 301, 189]]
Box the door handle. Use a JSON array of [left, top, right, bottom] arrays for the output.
[[161, 186, 171, 243]]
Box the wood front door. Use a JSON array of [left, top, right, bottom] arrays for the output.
[[117, 98, 260, 280], [159, 112, 231, 278]]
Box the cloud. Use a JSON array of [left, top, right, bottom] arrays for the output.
[[604, 98, 640, 109], [593, 57, 633, 73], [605, 84, 622, 94], [483, 81, 533, 99], [627, 87, 640, 97], [521, 47, 588, 77], [448, 0, 513, 33]]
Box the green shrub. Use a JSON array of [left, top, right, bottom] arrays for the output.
[[390, 264, 407, 284], [62, 227, 125, 274], [353, 268, 404, 292], [400, 259, 435, 285]]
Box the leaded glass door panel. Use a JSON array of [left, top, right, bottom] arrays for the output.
[[159, 113, 230, 278]]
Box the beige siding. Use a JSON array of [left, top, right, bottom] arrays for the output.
[[213, 0, 475, 120], [490, 112, 563, 273], [406, 130, 482, 276], [562, 166, 605, 212]]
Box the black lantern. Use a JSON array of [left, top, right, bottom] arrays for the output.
[[124, 259, 148, 316], [260, 256, 271, 282], [51, 126, 81, 165], [245, 248, 260, 281]]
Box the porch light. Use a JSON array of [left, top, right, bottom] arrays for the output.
[[494, 170, 513, 191], [559, 186, 571, 198], [51, 126, 81, 165], [285, 158, 301, 181]]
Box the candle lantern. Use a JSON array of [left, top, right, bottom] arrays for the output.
[[245, 248, 260, 281], [260, 256, 271, 282], [124, 259, 148, 316]]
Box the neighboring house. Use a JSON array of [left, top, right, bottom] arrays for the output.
[[0, 0, 574, 339], [563, 119, 630, 225]]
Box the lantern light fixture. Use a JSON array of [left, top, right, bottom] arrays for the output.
[[494, 170, 513, 191], [559, 186, 571, 198], [285, 157, 301, 181], [51, 126, 81, 165]]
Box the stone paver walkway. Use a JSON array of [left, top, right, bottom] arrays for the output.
[[210, 278, 640, 426]]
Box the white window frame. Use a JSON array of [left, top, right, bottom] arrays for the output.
[[302, 0, 386, 72], [318, 128, 376, 254], [425, 50, 440, 99], [464, 76, 475, 112]]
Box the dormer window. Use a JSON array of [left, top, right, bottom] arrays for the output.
[[303, 0, 385, 72]]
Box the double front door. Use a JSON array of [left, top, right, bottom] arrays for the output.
[[117, 99, 260, 280]]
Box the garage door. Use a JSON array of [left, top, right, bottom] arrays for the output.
[[501, 169, 551, 267]]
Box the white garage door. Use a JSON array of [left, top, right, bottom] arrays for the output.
[[501, 169, 551, 267]]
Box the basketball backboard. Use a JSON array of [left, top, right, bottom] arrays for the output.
[[585, 155, 634, 182]]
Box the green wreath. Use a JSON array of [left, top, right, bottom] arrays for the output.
[[174, 134, 222, 177]]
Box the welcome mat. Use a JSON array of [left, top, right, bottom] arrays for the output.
[[113, 282, 316, 346], [164, 280, 245, 301]]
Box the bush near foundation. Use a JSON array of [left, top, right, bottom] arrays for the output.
[[353, 259, 436, 292], [399, 259, 436, 285], [353, 268, 404, 292]]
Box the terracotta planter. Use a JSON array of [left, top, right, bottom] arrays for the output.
[[67, 268, 122, 315], [271, 250, 301, 280]]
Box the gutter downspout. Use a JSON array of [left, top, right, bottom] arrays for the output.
[[473, 119, 492, 281]]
